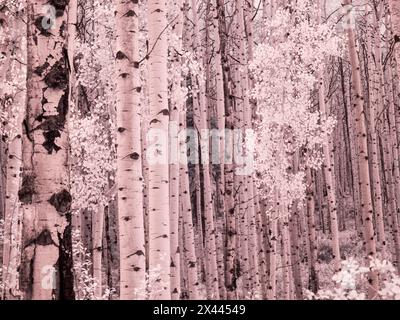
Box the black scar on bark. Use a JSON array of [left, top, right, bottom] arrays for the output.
[[38, 90, 68, 154], [53, 91, 69, 127], [44, 59, 69, 89], [116, 51, 128, 60], [43, 130, 61, 154], [36, 229, 56, 246], [130, 152, 140, 160], [34, 62, 50, 76], [158, 109, 169, 116], [36, 92, 68, 130], [49, 0, 70, 17], [49, 189, 72, 215], [56, 208, 75, 300], [18, 173, 35, 204], [123, 10, 137, 17]]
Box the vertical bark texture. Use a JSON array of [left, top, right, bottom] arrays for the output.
[[343, 0, 378, 297], [114, 0, 146, 300], [147, 0, 171, 299], [21, 0, 74, 300]]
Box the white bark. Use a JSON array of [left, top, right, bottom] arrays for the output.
[[21, 0, 73, 300], [147, 0, 171, 299]]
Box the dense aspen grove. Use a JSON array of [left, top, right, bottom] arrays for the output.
[[1, 0, 400, 300]]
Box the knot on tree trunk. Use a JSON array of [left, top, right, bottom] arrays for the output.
[[18, 173, 36, 204], [49, 189, 72, 215]]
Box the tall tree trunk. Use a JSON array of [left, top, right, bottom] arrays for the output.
[[306, 168, 318, 294], [169, 0, 185, 300], [389, 0, 400, 79], [343, 0, 378, 298], [1, 5, 27, 299], [147, 0, 171, 299], [114, 0, 146, 300], [21, 0, 74, 300]]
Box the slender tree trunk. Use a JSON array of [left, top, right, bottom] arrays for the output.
[[180, 128, 200, 299], [147, 0, 171, 299], [113, 0, 146, 300], [266, 192, 279, 299], [367, 9, 386, 250], [306, 168, 318, 293], [343, 0, 378, 297], [1, 5, 26, 299], [389, 0, 400, 79], [318, 74, 341, 271], [169, 0, 185, 300]]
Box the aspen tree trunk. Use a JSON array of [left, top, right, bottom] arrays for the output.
[[318, 74, 341, 271], [387, 67, 400, 226], [382, 113, 400, 271], [306, 168, 318, 293], [199, 97, 220, 299], [177, 19, 200, 295], [169, 0, 184, 300], [224, 105, 237, 300], [281, 216, 293, 300], [211, 0, 226, 252], [67, 0, 79, 252], [93, 186, 114, 300], [237, 0, 261, 296], [0, 7, 12, 296], [316, 2, 341, 271], [215, 0, 237, 300], [147, 0, 171, 299], [1, 96, 24, 300], [113, 0, 146, 300], [0, 9, 8, 261], [2, 75, 24, 300], [95, 188, 115, 298], [289, 157, 303, 300], [190, 0, 220, 299], [256, 198, 269, 299], [142, 114, 150, 277], [92, 205, 104, 299], [366, 9, 386, 250], [389, 0, 400, 79], [179, 117, 200, 299], [208, 0, 227, 299], [343, 0, 378, 297], [384, 61, 400, 272], [168, 116, 180, 296], [1, 6, 26, 299], [340, 59, 362, 238], [229, 1, 252, 298], [21, 0, 74, 300], [289, 211, 302, 299], [385, 12, 400, 214], [266, 193, 279, 299], [184, 0, 205, 285]]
